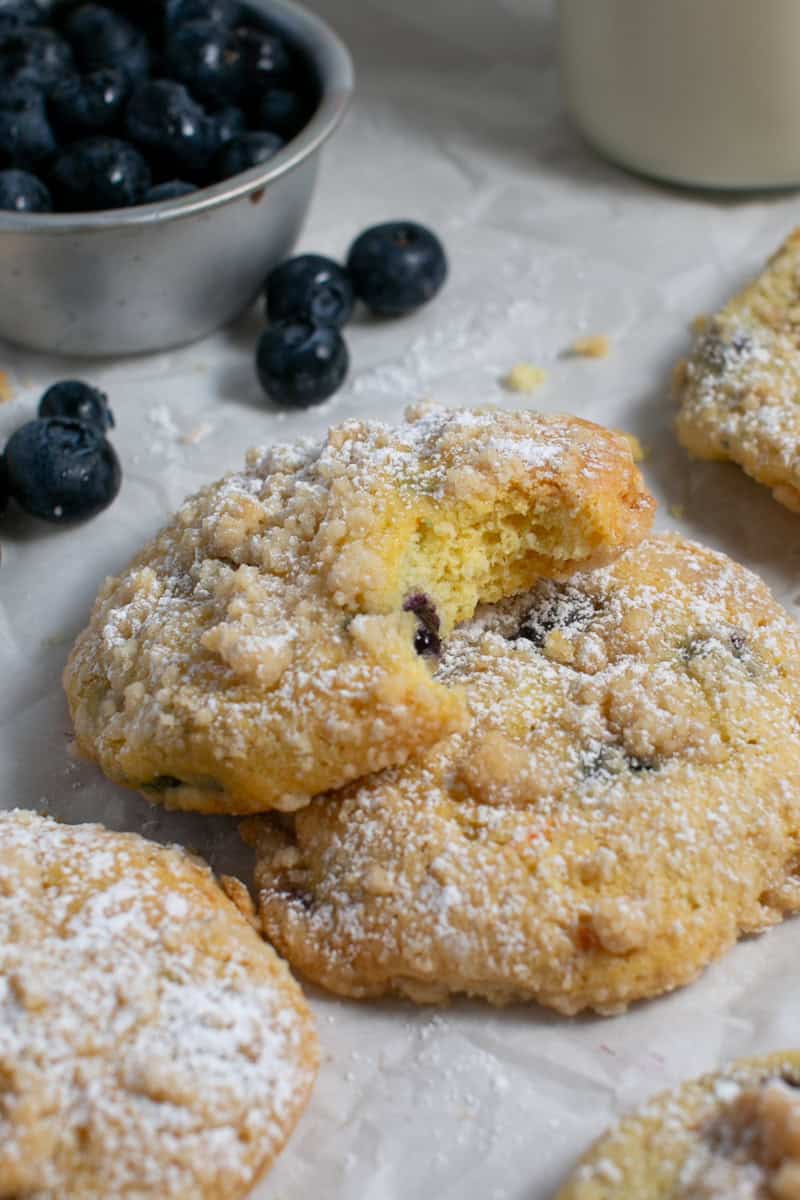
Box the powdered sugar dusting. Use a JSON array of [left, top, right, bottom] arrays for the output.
[[0, 811, 317, 1199], [250, 534, 800, 1014]]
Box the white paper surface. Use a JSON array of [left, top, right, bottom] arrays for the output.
[[3, 2, 800, 1196]]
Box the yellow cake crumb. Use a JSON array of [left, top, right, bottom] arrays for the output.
[[500, 362, 548, 394], [570, 334, 610, 359], [690, 313, 709, 334]]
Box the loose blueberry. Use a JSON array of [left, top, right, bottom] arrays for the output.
[[258, 85, 312, 140], [64, 4, 150, 82], [255, 319, 348, 407], [346, 220, 448, 317], [0, 82, 56, 170], [216, 129, 282, 177], [234, 24, 291, 93], [165, 0, 241, 27], [50, 136, 151, 211], [264, 254, 354, 328], [165, 19, 243, 104], [0, 166, 51, 210], [49, 68, 128, 140], [144, 178, 196, 201], [38, 379, 114, 432], [126, 79, 216, 177], [4, 417, 121, 523], [0, 27, 74, 91], [0, 0, 46, 33]]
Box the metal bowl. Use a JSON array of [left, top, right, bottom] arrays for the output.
[[0, 0, 353, 357]]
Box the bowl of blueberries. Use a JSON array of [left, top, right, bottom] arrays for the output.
[[0, 0, 353, 356]]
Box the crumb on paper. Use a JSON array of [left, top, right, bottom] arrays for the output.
[[180, 421, 213, 446], [670, 504, 685, 519], [570, 334, 610, 359], [690, 314, 709, 334], [0, 370, 14, 403], [500, 362, 548, 394], [615, 431, 647, 462]]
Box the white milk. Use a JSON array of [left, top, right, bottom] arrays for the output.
[[559, 0, 800, 188]]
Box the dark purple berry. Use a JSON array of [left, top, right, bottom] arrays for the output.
[[64, 4, 150, 82], [0, 27, 74, 91], [166, 0, 241, 27], [258, 86, 312, 140], [234, 24, 290, 93], [126, 79, 216, 177], [48, 68, 128, 140], [346, 220, 448, 318], [0, 166, 51, 210], [4, 417, 121, 523], [51, 136, 151, 211], [255, 319, 348, 407], [165, 19, 242, 103], [0, 82, 56, 170], [264, 254, 353, 328], [216, 129, 282, 177], [208, 102, 245, 145], [38, 380, 114, 432], [144, 178, 196, 202], [0, 1, 46, 34]]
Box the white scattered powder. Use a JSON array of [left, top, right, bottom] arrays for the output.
[[0, 811, 317, 1199]]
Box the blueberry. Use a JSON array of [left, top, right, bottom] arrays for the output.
[[64, 4, 150, 82], [49, 68, 128, 140], [208, 102, 245, 145], [346, 220, 448, 318], [0, 166, 51, 210], [513, 587, 596, 647], [216, 129, 282, 178], [258, 85, 312, 140], [264, 254, 353, 328], [38, 379, 114, 432], [234, 24, 291, 93], [403, 593, 441, 656], [144, 178, 196, 201], [0, 1, 46, 33], [165, 0, 241, 27], [126, 79, 216, 177], [166, 19, 243, 103], [4, 417, 121, 523], [0, 83, 56, 170], [51, 136, 151, 211], [0, 27, 74, 91], [255, 319, 348, 407]]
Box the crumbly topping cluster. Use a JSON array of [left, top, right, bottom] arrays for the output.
[[676, 227, 800, 512], [249, 535, 800, 1012]]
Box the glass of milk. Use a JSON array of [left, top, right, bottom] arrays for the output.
[[559, 0, 800, 188]]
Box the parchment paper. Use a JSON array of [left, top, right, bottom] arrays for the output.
[[2, 2, 800, 1196]]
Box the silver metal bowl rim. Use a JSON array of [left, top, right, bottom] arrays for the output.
[[0, 0, 354, 235]]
